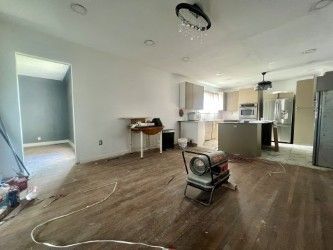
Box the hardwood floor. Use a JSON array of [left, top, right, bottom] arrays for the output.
[[0, 149, 332, 249]]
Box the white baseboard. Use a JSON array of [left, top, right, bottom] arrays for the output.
[[79, 145, 161, 164], [68, 140, 75, 149], [79, 150, 130, 164], [130, 145, 159, 152], [24, 139, 73, 148]]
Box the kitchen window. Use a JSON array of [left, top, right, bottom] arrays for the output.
[[203, 91, 224, 113]]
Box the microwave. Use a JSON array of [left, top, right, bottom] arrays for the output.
[[239, 103, 258, 120]]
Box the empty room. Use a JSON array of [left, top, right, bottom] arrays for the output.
[[16, 54, 76, 194], [0, 1, 332, 249]]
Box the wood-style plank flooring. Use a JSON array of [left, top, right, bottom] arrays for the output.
[[0, 148, 332, 249]]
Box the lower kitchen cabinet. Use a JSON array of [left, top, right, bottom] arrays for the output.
[[179, 121, 205, 147], [204, 121, 218, 141], [205, 122, 213, 141]]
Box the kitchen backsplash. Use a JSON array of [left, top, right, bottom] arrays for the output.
[[221, 110, 239, 120], [179, 110, 223, 121], [200, 112, 222, 121], [179, 110, 239, 121]]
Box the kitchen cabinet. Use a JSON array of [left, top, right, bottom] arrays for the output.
[[263, 93, 278, 100], [204, 121, 218, 141], [218, 122, 262, 157], [192, 84, 204, 109], [225, 91, 239, 112], [238, 88, 258, 105], [179, 82, 204, 110], [205, 122, 213, 140], [295, 79, 315, 108], [212, 122, 218, 139], [179, 121, 205, 146], [294, 79, 315, 145]]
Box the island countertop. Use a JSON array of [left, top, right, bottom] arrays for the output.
[[218, 121, 274, 156], [219, 120, 273, 124]]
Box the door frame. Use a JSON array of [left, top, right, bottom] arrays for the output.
[[14, 52, 78, 164]]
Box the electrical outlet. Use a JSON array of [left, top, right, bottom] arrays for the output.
[[37, 136, 42, 141], [99, 140, 103, 146]]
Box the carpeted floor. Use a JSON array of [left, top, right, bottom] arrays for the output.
[[23, 143, 75, 197]]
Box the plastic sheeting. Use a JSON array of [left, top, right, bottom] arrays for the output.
[[0, 116, 29, 182]]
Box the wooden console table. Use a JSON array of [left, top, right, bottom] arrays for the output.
[[131, 126, 163, 158]]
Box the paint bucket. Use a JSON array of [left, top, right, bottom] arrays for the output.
[[7, 188, 20, 208], [178, 138, 188, 150], [0, 185, 10, 207]]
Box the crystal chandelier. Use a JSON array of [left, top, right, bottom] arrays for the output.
[[175, 3, 211, 43]]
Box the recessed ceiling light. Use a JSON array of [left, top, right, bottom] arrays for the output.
[[302, 48, 317, 54], [310, 0, 333, 11], [144, 40, 156, 46], [216, 73, 223, 76], [70, 3, 87, 15], [182, 56, 190, 62]]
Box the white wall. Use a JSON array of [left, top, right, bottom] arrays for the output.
[[266, 78, 297, 93], [0, 20, 179, 164]]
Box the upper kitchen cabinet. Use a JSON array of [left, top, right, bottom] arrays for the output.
[[238, 88, 258, 105], [295, 79, 315, 108], [179, 82, 204, 110], [294, 79, 315, 145], [225, 91, 239, 112], [263, 92, 278, 100]]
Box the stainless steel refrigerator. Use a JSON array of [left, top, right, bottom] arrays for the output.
[[313, 72, 333, 168], [263, 96, 294, 143]]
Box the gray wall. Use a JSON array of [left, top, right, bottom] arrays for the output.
[[0, 26, 23, 160], [19, 75, 70, 143], [0, 128, 20, 180], [64, 69, 75, 143]]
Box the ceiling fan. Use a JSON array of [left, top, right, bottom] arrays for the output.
[[256, 72, 272, 91]]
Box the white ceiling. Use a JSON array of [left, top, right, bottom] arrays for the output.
[[16, 54, 69, 81], [2, 0, 333, 88]]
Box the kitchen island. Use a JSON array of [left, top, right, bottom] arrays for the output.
[[218, 121, 273, 157]]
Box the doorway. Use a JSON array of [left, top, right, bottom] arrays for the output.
[[15, 53, 76, 193]]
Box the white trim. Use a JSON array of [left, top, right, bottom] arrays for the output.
[[23, 140, 70, 148], [68, 140, 75, 149], [78, 145, 161, 164], [15, 53, 25, 162], [79, 150, 129, 164], [69, 65, 79, 164]]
